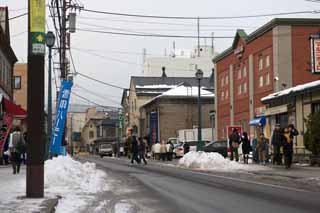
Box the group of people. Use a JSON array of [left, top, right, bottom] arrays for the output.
[[151, 140, 174, 161], [229, 124, 299, 169], [125, 130, 148, 165], [1, 127, 26, 174]]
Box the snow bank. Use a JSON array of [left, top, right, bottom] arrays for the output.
[[44, 156, 108, 213], [178, 151, 268, 172]]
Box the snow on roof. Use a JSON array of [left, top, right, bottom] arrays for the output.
[[135, 84, 177, 89], [261, 80, 320, 102], [142, 84, 214, 107]]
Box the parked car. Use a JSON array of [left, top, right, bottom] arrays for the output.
[[203, 140, 228, 158], [173, 142, 184, 158], [98, 143, 113, 158], [173, 140, 210, 158]]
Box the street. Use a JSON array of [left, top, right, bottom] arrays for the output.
[[78, 156, 320, 213]]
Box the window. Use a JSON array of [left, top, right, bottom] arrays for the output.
[[243, 82, 247, 93], [134, 99, 137, 111], [238, 84, 242, 95], [221, 78, 224, 88], [259, 76, 264, 87], [221, 91, 225, 100], [131, 101, 134, 112], [89, 131, 94, 139], [243, 66, 247, 77], [238, 69, 241, 79], [258, 57, 263, 70], [225, 76, 228, 85], [266, 73, 270, 85], [13, 76, 21, 89], [266, 55, 270, 67], [225, 90, 229, 99], [312, 103, 320, 113]]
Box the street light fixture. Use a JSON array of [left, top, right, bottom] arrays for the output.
[[46, 31, 55, 159], [196, 69, 204, 151]]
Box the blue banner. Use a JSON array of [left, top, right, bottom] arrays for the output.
[[50, 80, 73, 155], [149, 112, 159, 146]]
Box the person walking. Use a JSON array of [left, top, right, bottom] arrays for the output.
[[166, 141, 174, 161], [256, 133, 267, 165], [229, 128, 240, 161], [138, 137, 147, 165], [9, 127, 26, 174], [130, 135, 140, 164], [271, 124, 283, 165], [160, 140, 167, 162], [241, 132, 251, 164], [283, 125, 298, 169]]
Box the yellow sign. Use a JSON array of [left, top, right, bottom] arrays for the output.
[[36, 34, 44, 42], [30, 0, 45, 33]]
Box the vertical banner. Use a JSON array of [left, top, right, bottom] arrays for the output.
[[30, 0, 45, 55], [50, 80, 73, 155], [0, 113, 13, 154], [310, 34, 320, 74], [149, 112, 159, 146]]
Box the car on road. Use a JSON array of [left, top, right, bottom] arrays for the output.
[[98, 143, 113, 158], [203, 140, 228, 158]]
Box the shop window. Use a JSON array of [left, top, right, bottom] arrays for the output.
[[238, 84, 242, 95], [312, 103, 320, 113], [243, 66, 247, 77], [266, 73, 270, 85], [258, 57, 263, 70], [13, 76, 21, 89], [276, 113, 289, 129], [89, 131, 94, 139], [259, 76, 264, 87], [266, 55, 270, 67], [243, 82, 247, 93]]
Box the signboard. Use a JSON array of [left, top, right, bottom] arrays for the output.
[[149, 112, 159, 146], [50, 80, 73, 155], [118, 110, 123, 129], [30, 0, 45, 55], [311, 35, 320, 74]]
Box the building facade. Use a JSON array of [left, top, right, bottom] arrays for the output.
[[13, 63, 27, 110], [213, 18, 320, 140]]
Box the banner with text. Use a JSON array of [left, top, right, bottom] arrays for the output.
[[50, 80, 73, 155]]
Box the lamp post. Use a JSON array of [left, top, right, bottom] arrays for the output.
[[46, 31, 55, 160], [196, 69, 204, 151]]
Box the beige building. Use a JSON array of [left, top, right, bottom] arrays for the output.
[[66, 112, 86, 153], [13, 63, 27, 110], [124, 74, 214, 136], [261, 80, 320, 157]]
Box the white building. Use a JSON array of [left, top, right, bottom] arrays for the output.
[[143, 46, 217, 77]]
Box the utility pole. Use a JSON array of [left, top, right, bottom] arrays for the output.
[[27, 0, 46, 198]]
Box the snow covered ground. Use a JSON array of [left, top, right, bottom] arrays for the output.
[[0, 156, 111, 213], [178, 151, 270, 172]]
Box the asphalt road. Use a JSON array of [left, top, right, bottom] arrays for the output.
[[79, 156, 320, 213]]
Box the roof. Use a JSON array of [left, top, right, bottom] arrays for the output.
[[213, 18, 320, 63], [141, 84, 215, 108], [261, 80, 320, 103]]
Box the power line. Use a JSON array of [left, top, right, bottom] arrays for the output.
[[77, 28, 234, 39], [82, 8, 319, 20], [11, 31, 27, 38], [8, 12, 28, 21]]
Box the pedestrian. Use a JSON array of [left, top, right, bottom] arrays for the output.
[[183, 142, 190, 154], [153, 142, 161, 160], [9, 127, 26, 174], [125, 129, 133, 159], [256, 133, 267, 165], [271, 124, 283, 165], [229, 128, 240, 161], [130, 135, 140, 164], [252, 136, 259, 163], [160, 140, 167, 161], [138, 137, 147, 165], [241, 132, 250, 164], [166, 141, 174, 161], [283, 125, 298, 169]]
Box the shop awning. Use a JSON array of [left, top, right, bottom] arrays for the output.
[[2, 97, 27, 118], [249, 116, 266, 126]]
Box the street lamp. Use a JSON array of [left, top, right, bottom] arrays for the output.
[[46, 31, 55, 159], [196, 69, 204, 151]]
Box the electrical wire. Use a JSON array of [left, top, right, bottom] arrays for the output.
[[81, 8, 319, 20]]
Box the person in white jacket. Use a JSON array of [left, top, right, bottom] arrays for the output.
[[153, 142, 161, 160]]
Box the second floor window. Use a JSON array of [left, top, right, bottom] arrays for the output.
[[266, 55, 270, 67], [14, 76, 21, 89], [266, 73, 270, 85], [258, 57, 263, 70], [259, 76, 264, 87], [89, 131, 94, 139]]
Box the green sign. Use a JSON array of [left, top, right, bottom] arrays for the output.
[[118, 111, 123, 129], [30, 0, 45, 55]]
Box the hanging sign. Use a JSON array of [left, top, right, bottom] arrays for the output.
[[50, 80, 73, 155], [30, 0, 46, 55]]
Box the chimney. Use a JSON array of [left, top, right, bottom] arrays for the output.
[[162, 66, 167, 77]]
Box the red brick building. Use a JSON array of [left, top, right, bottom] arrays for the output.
[[213, 18, 320, 140]]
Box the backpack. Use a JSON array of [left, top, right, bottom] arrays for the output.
[[12, 132, 26, 154]]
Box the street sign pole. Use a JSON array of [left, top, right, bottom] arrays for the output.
[[27, 0, 46, 198]]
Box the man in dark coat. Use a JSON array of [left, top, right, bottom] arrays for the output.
[[131, 135, 140, 164], [229, 128, 240, 161], [241, 132, 250, 164], [271, 124, 283, 165]]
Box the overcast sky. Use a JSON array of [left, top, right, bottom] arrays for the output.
[[1, 0, 320, 107]]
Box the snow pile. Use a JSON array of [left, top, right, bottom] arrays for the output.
[[178, 151, 267, 172], [44, 156, 108, 213]]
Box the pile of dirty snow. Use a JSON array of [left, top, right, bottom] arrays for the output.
[[45, 156, 108, 212], [178, 151, 268, 172]]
